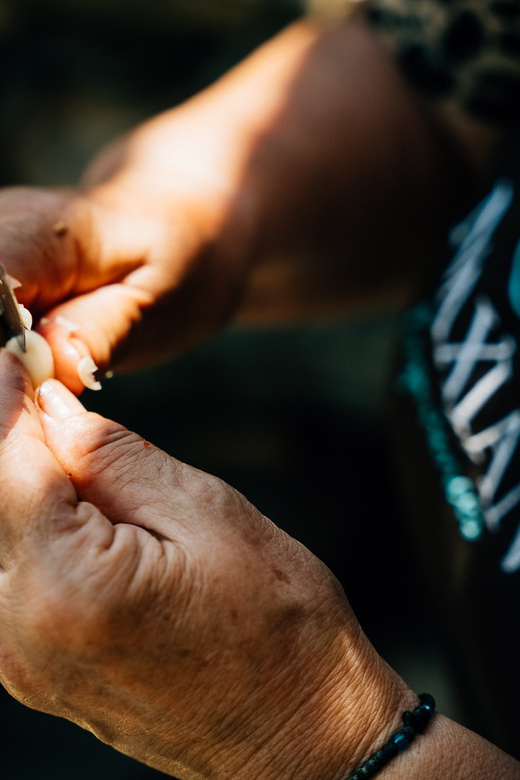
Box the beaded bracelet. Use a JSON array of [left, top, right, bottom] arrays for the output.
[[345, 693, 436, 780]]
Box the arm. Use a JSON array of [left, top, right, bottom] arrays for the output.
[[0, 15, 476, 390], [0, 357, 518, 778], [82, 15, 469, 318]]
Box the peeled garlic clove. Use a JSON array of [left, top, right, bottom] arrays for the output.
[[18, 303, 33, 331], [5, 330, 55, 388], [6, 273, 22, 290], [77, 355, 102, 391]]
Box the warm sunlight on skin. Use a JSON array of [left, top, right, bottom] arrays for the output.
[[0, 11, 517, 779]]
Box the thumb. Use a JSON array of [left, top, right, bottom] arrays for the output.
[[37, 379, 182, 536]]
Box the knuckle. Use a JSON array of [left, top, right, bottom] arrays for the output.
[[71, 416, 144, 487]]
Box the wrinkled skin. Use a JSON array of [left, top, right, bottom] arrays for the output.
[[0, 352, 410, 778], [0, 20, 430, 778], [0, 15, 515, 780]]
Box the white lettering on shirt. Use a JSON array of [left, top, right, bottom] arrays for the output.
[[430, 180, 520, 572]]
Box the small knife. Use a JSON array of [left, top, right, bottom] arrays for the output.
[[0, 264, 26, 352]]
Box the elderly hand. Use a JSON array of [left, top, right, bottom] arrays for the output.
[[0, 350, 412, 779]]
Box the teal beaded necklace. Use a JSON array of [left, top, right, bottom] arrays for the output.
[[398, 302, 485, 542]]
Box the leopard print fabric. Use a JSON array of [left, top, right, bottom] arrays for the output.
[[366, 0, 520, 124]]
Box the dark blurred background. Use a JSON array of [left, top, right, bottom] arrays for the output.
[[0, 1, 462, 777]]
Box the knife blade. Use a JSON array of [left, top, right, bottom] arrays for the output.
[[0, 264, 26, 352]]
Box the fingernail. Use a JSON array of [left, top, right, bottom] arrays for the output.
[[37, 379, 86, 419], [60, 336, 89, 365]]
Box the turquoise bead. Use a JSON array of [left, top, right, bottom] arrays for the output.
[[399, 305, 485, 543]]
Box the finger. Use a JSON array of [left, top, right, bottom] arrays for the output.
[[37, 379, 188, 538], [0, 188, 80, 309], [37, 283, 154, 394], [35, 192, 198, 390], [0, 187, 144, 313], [0, 352, 86, 566]]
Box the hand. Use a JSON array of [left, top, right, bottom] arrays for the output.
[[0, 351, 412, 779], [0, 154, 250, 393]]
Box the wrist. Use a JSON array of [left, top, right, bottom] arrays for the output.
[[223, 618, 415, 780], [279, 635, 415, 780]]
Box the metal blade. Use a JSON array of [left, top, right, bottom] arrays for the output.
[[0, 264, 26, 352]]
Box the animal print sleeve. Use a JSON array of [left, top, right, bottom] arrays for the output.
[[366, 0, 520, 124]]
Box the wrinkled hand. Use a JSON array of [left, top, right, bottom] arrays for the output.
[[0, 152, 248, 394], [0, 351, 411, 779]]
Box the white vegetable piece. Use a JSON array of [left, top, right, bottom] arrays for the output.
[[18, 304, 33, 331], [4, 299, 100, 391], [5, 329, 55, 388]]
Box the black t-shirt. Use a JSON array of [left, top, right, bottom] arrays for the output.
[[394, 154, 520, 757]]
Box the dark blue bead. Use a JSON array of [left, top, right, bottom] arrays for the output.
[[392, 732, 410, 752]]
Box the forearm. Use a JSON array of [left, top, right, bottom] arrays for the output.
[[84, 16, 472, 322], [5, 12, 505, 379], [275, 673, 520, 780], [381, 713, 520, 779], [220, 640, 520, 780]]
